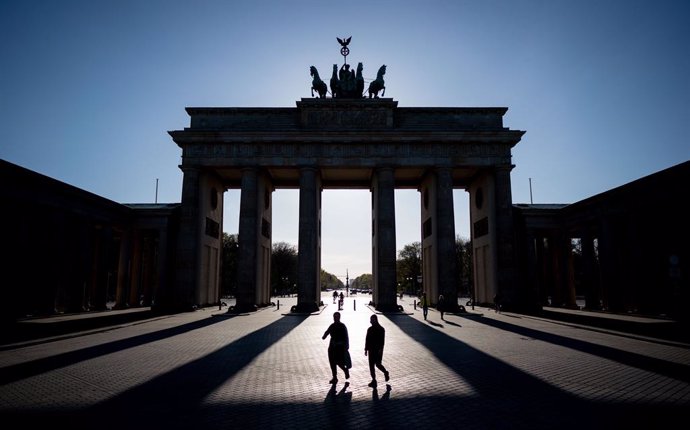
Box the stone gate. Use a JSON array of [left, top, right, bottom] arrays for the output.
[[168, 98, 524, 313]]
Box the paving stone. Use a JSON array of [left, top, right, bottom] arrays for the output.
[[1, 293, 688, 429]]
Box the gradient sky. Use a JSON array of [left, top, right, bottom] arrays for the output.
[[2, 0, 689, 282]]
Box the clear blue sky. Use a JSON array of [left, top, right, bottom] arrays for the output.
[[2, 0, 689, 281]]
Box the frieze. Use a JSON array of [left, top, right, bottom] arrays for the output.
[[183, 141, 510, 163], [305, 110, 388, 128]]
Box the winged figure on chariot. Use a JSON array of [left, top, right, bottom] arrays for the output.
[[308, 36, 386, 99]]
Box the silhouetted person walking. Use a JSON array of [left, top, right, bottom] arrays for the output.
[[365, 314, 389, 388], [421, 292, 429, 320], [322, 311, 350, 384], [438, 294, 446, 320], [494, 293, 502, 313]]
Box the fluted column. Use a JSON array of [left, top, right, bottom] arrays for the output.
[[296, 167, 321, 313], [435, 167, 459, 311], [170, 166, 202, 312], [494, 165, 517, 309], [114, 228, 131, 309], [581, 231, 600, 310], [235, 167, 259, 312], [372, 167, 398, 312]]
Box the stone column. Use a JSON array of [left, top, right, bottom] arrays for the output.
[[155, 226, 169, 307], [525, 233, 541, 311], [114, 228, 131, 309], [128, 231, 142, 307], [549, 232, 564, 306], [536, 235, 548, 305], [93, 225, 112, 311], [296, 167, 321, 313], [172, 166, 201, 312], [235, 167, 259, 312], [565, 235, 578, 309], [581, 230, 600, 310], [435, 168, 459, 311], [493, 165, 517, 309], [598, 215, 623, 312], [372, 167, 398, 312]]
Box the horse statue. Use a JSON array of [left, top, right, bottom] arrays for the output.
[[330, 64, 340, 98], [355, 62, 364, 97], [367, 64, 386, 98], [310, 66, 327, 98]]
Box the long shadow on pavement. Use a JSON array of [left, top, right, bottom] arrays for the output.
[[454, 313, 690, 383], [3, 313, 687, 430], [3, 314, 309, 429], [0, 313, 238, 384], [385, 313, 687, 429]]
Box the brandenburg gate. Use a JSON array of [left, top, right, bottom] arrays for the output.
[[168, 98, 525, 313]]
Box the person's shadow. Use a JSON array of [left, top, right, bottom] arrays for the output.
[[324, 381, 352, 404], [372, 384, 392, 402], [426, 320, 443, 328]]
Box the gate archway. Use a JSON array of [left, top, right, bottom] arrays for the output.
[[168, 98, 524, 313]]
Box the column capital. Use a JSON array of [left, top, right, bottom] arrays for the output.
[[434, 166, 453, 174], [493, 164, 516, 173], [179, 165, 201, 173], [375, 166, 395, 173]]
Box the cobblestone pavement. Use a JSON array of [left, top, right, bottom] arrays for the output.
[[1, 293, 689, 429]]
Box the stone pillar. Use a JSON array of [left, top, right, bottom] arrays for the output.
[[599, 215, 625, 312], [525, 233, 541, 310], [128, 231, 142, 307], [114, 228, 131, 309], [235, 167, 259, 312], [171, 166, 201, 312], [155, 225, 169, 308], [435, 168, 459, 311], [372, 167, 398, 312], [255, 174, 273, 307], [549, 232, 564, 306], [581, 230, 600, 310], [493, 165, 517, 309], [536, 235, 548, 305], [296, 167, 321, 313], [565, 235, 578, 309]]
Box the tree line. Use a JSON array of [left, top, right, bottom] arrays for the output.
[[221, 233, 472, 298]]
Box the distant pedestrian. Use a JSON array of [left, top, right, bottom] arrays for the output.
[[333, 290, 338, 304], [322, 311, 350, 384], [339, 292, 345, 310], [421, 292, 429, 320], [438, 294, 446, 320], [365, 314, 389, 388], [494, 292, 502, 313]]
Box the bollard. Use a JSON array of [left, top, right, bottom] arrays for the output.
[[354, 300, 356, 311], [277, 300, 280, 310], [414, 300, 417, 310]]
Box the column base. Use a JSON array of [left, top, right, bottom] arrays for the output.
[[374, 303, 404, 313], [441, 303, 462, 313], [228, 304, 258, 313], [292, 302, 320, 313]]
